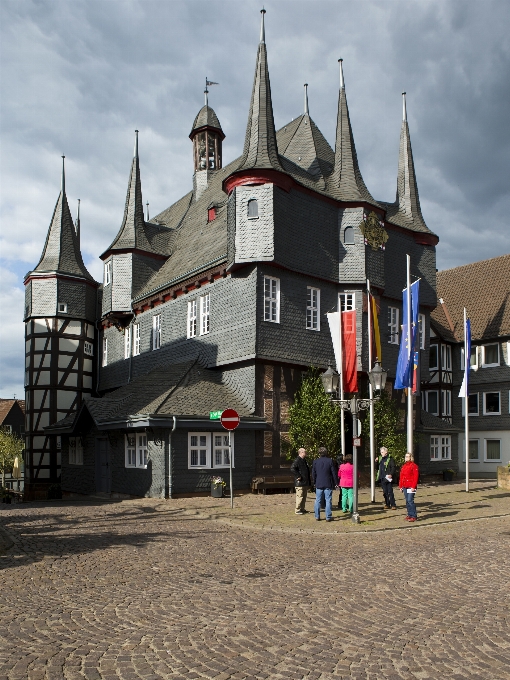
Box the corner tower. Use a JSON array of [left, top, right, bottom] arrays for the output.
[[23, 157, 98, 499]]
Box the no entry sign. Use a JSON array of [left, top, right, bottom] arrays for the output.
[[221, 409, 240, 431]]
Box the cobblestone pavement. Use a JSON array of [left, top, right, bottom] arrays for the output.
[[1, 490, 509, 680]]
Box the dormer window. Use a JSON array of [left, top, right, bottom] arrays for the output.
[[248, 199, 259, 219], [58, 302, 67, 313], [208, 207, 216, 222], [344, 226, 354, 244]]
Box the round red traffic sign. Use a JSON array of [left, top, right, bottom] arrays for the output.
[[220, 409, 240, 430]]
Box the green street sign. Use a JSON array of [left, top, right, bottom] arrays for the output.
[[209, 410, 222, 420]]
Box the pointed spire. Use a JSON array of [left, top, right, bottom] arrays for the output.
[[75, 198, 80, 245], [32, 159, 94, 281], [104, 130, 154, 255], [237, 9, 283, 173], [395, 92, 427, 229], [146, 201, 150, 221], [304, 83, 309, 115], [331, 58, 377, 203], [260, 8, 266, 43]]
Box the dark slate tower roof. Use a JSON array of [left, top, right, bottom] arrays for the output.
[[31, 157, 95, 281], [382, 93, 430, 233], [103, 131, 156, 256], [330, 60, 378, 205], [190, 104, 224, 137], [236, 10, 284, 173]]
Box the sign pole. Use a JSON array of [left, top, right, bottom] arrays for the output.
[[351, 398, 360, 524], [367, 279, 376, 503], [229, 430, 233, 509], [220, 409, 240, 510], [464, 307, 470, 493], [406, 254, 414, 455]]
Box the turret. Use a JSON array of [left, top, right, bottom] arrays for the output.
[[190, 88, 225, 200]]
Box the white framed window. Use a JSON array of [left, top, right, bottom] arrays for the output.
[[483, 392, 500, 415], [188, 432, 210, 468], [187, 300, 197, 338], [462, 393, 479, 416], [58, 302, 68, 314], [102, 337, 108, 367], [418, 313, 425, 350], [507, 342, 510, 365], [429, 344, 439, 370], [484, 439, 501, 462], [441, 389, 452, 417], [124, 327, 131, 359], [125, 433, 148, 468], [104, 261, 112, 286], [468, 439, 479, 462], [306, 287, 320, 331], [247, 198, 259, 218], [482, 343, 499, 367], [153, 314, 161, 350], [264, 276, 280, 323], [200, 294, 210, 335], [213, 433, 234, 468], [441, 344, 452, 371], [84, 341, 94, 357], [133, 324, 140, 356], [388, 306, 399, 344], [423, 390, 439, 416], [339, 293, 355, 311], [461, 346, 478, 370], [69, 437, 83, 465], [430, 435, 451, 460], [344, 226, 354, 244]]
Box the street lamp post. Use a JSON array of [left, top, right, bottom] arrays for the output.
[[321, 361, 388, 523]]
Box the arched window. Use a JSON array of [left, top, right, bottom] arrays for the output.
[[247, 199, 259, 218], [344, 226, 355, 244]]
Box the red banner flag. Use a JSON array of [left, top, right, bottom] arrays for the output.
[[342, 310, 358, 393]]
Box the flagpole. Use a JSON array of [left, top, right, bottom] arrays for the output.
[[464, 307, 469, 492], [406, 255, 413, 454], [339, 306, 345, 459], [367, 279, 376, 503]]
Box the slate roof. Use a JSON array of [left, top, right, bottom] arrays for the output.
[[46, 360, 259, 432], [431, 254, 510, 343], [0, 399, 25, 425], [190, 105, 223, 135], [419, 411, 462, 432], [32, 163, 95, 281]]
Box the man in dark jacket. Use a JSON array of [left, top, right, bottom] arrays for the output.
[[312, 447, 337, 521], [290, 448, 311, 515], [376, 446, 397, 509]]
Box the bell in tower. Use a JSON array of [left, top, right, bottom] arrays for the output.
[[189, 85, 225, 200]]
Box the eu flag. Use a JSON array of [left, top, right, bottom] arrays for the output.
[[395, 280, 420, 389]]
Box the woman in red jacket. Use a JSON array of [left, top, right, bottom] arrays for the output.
[[399, 452, 419, 522]]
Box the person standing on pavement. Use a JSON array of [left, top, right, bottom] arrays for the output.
[[312, 447, 337, 522], [337, 454, 355, 514], [399, 452, 419, 522], [290, 447, 311, 515], [375, 446, 397, 510]]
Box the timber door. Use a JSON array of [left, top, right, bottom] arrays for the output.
[[95, 438, 111, 493]]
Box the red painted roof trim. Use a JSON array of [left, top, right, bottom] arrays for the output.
[[223, 169, 294, 194]]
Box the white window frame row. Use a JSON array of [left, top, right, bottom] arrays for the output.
[[462, 438, 502, 463], [461, 391, 506, 416], [430, 435, 451, 460], [188, 432, 234, 469], [423, 390, 451, 417], [306, 287, 320, 331], [461, 343, 507, 370], [187, 294, 211, 338], [125, 433, 148, 469]]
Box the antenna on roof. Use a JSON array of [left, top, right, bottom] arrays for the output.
[[146, 201, 150, 221], [338, 58, 344, 89], [260, 8, 266, 43], [304, 83, 309, 115], [402, 91, 407, 122]]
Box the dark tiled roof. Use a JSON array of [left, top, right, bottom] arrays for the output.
[[432, 255, 510, 343], [191, 105, 223, 135], [32, 190, 95, 281], [419, 411, 462, 432], [278, 114, 334, 190]]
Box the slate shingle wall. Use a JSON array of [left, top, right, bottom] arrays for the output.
[[61, 430, 97, 495], [339, 208, 365, 282], [383, 230, 436, 307], [235, 185, 274, 263], [31, 279, 57, 317]]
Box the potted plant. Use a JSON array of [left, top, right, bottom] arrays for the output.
[[443, 468, 455, 482], [211, 476, 226, 498]]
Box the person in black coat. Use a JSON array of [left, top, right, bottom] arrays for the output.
[[311, 447, 337, 521], [290, 448, 311, 515]]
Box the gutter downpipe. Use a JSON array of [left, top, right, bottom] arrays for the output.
[[168, 416, 177, 499]]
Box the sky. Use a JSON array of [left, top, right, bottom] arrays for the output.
[[1, 0, 509, 398]]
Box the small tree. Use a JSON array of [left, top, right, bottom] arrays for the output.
[[0, 427, 24, 488], [361, 391, 407, 466], [287, 367, 341, 464]]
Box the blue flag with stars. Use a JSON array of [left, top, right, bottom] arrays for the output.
[[395, 280, 420, 389]]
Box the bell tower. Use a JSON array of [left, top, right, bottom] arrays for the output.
[[189, 88, 225, 200]]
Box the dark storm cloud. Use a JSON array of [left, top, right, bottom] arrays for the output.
[[1, 0, 509, 395]]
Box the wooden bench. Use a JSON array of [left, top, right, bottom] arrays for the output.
[[251, 475, 295, 494]]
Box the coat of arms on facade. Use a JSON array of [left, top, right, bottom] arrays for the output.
[[359, 211, 389, 251]]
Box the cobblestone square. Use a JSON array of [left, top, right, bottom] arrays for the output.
[[1, 484, 509, 679]]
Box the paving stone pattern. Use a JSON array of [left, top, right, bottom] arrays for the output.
[[1, 488, 509, 680]]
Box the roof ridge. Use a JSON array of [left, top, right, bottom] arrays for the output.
[[438, 253, 510, 275]]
